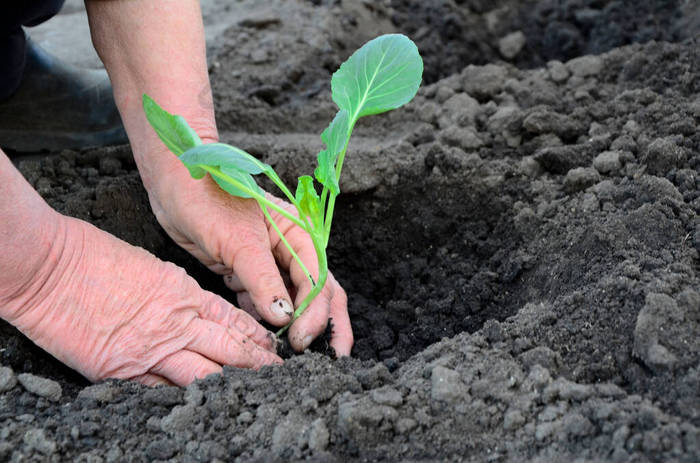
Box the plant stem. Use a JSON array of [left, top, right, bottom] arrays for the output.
[[323, 119, 356, 240], [264, 170, 297, 206], [323, 146, 347, 240], [276, 235, 328, 337], [259, 203, 315, 286], [199, 165, 306, 229]]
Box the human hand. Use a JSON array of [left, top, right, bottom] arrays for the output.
[[2, 214, 281, 386], [148, 171, 353, 356]]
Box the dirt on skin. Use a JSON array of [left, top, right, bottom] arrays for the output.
[[1, 0, 699, 461]]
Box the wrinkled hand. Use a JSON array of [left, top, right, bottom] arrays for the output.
[[149, 173, 353, 355], [3, 215, 281, 386]]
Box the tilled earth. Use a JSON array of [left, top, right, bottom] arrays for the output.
[[1, 0, 699, 461]]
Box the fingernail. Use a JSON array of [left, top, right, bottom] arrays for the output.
[[270, 298, 293, 320], [302, 335, 313, 350]]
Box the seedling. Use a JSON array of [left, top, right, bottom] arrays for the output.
[[144, 34, 423, 336]]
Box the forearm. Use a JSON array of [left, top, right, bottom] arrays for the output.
[[0, 151, 66, 319], [85, 0, 217, 192]]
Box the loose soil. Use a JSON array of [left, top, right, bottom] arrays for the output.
[[1, 0, 699, 461]]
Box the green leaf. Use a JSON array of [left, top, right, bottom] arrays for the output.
[[178, 143, 271, 199], [331, 34, 423, 122], [295, 175, 322, 229], [142, 94, 205, 178], [180, 143, 272, 175], [210, 166, 262, 199], [314, 110, 349, 195]]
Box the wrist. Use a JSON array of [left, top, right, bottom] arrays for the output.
[[0, 153, 73, 322], [122, 90, 219, 194], [0, 209, 73, 323]]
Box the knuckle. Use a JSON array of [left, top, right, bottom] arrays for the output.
[[257, 271, 284, 293], [224, 230, 270, 266], [202, 295, 230, 323], [318, 284, 335, 306], [334, 285, 348, 306], [230, 241, 270, 270], [229, 310, 257, 337], [160, 261, 191, 285]]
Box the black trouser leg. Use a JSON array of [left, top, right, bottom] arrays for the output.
[[0, 0, 66, 100]]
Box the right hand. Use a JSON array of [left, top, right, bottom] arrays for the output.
[[1, 213, 281, 386], [146, 170, 353, 356]]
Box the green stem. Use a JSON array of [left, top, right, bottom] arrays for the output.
[[320, 185, 329, 217], [199, 165, 306, 229], [264, 170, 297, 206], [276, 236, 328, 337], [323, 146, 347, 240], [259, 202, 315, 286], [323, 119, 356, 240]]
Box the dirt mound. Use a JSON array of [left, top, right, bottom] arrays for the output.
[[391, 0, 698, 83], [1, 0, 699, 460]]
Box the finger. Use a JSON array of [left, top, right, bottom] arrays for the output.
[[235, 291, 261, 321], [186, 317, 283, 367], [281, 270, 297, 301], [268, 223, 332, 352], [130, 373, 175, 387], [264, 196, 345, 352], [150, 350, 223, 387], [199, 292, 276, 352], [226, 274, 295, 305], [230, 239, 293, 325], [223, 274, 245, 292], [287, 279, 333, 352], [224, 276, 269, 318], [327, 273, 353, 356]]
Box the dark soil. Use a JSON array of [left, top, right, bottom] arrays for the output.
[[1, 0, 699, 461]]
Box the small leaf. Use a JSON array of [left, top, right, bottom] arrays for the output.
[[295, 175, 322, 228], [331, 34, 423, 122], [178, 144, 270, 199], [210, 166, 262, 199], [314, 110, 349, 195], [143, 94, 205, 178], [180, 143, 272, 175]]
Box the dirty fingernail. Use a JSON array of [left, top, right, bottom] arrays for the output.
[[270, 298, 293, 319]]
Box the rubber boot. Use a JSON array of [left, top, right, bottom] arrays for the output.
[[0, 38, 127, 152]]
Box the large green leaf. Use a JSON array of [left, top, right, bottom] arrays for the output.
[[331, 34, 423, 122], [314, 110, 349, 195], [180, 143, 272, 175], [143, 94, 205, 178]]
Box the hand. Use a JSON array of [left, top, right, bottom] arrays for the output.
[[149, 171, 353, 355], [84, 0, 351, 356], [2, 214, 281, 386]]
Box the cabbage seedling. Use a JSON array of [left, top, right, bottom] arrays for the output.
[[144, 34, 423, 336]]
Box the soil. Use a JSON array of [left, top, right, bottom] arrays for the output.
[[2, 0, 699, 461]]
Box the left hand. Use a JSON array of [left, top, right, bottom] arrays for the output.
[[148, 169, 353, 355]]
